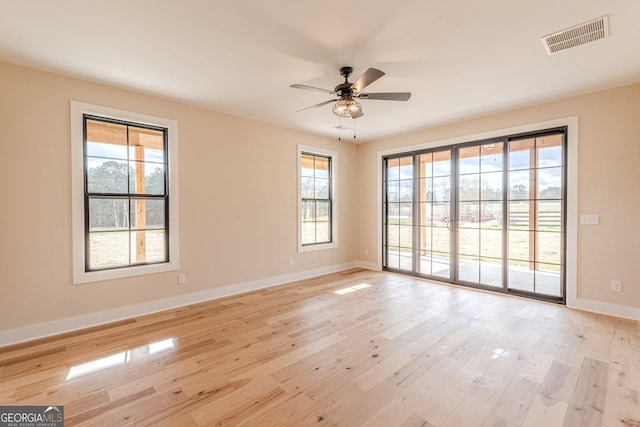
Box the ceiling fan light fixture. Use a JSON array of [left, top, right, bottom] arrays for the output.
[[332, 98, 362, 118]]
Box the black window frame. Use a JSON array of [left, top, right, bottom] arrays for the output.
[[83, 114, 170, 272], [300, 151, 333, 246]]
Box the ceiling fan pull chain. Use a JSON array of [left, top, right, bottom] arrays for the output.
[[338, 117, 341, 141], [353, 118, 356, 139]]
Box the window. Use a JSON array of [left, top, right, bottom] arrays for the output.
[[298, 145, 338, 252], [71, 102, 179, 284]]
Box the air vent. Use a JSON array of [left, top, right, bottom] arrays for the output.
[[542, 15, 609, 55]]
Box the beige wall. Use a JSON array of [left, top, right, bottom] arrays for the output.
[[1, 59, 638, 335], [0, 61, 358, 331], [356, 82, 640, 309]]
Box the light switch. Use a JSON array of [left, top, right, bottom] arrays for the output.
[[580, 214, 599, 225]]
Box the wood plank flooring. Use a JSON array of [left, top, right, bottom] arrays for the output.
[[0, 269, 638, 426]]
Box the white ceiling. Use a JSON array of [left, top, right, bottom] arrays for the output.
[[2, 1, 639, 142]]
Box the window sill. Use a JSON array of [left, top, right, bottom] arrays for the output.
[[298, 242, 339, 253], [73, 260, 180, 285]]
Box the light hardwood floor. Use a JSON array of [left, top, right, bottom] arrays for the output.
[[0, 269, 638, 426]]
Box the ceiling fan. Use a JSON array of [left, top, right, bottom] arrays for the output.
[[290, 66, 411, 119]]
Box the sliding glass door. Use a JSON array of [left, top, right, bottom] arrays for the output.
[[416, 150, 453, 280], [457, 143, 505, 287], [383, 128, 566, 303]]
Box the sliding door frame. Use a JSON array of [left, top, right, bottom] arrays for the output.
[[382, 127, 568, 304]]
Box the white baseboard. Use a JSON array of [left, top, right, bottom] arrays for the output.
[[2, 261, 637, 347], [568, 297, 640, 321], [0, 262, 357, 347], [356, 260, 381, 271]]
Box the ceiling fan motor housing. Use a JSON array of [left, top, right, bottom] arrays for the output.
[[336, 67, 355, 96], [339, 66, 353, 79]]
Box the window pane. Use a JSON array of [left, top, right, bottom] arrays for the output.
[[481, 229, 502, 259], [509, 261, 534, 292], [419, 202, 432, 227], [432, 203, 451, 226], [399, 156, 413, 179], [538, 231, 562, 265], [131, 230, 166, 264], [418, 178, 433, 202], [537, 167, 562, 199], [418, 226, 432, 252], [315, 178, 330, 199], [89, 231, 130, 269], [399, 225, 413, 249], [130, 199, 165, 230], [458, 228, 480, 256], [480, 258, 502, 287], [387, 158, 400, 181], [301, 222, 316, 245], [432, 251, 450, 279], [87, 141, 128, 160], [535, 264, 561, 296], [538, 200, 561, 230], [480, 142, 503, 172], [314, 156, 330, 178], [399, 251, 412, 271], [128, 126, 165, 163], [419, 153, 433, 178], [399, 203, 413, 223], [387, 181, 400, 203], [89, 198, 130, 231], [86, 118, 127, 152], [387, 246, 400, 269], [433, 177, 451, 202], [130, 162, 165, 195], [459, 256, 479, 283], [459, 174, 479, 201], [87, 158, 129, 194], [387, 203, 400, 224], [481, 202, 503, 229], [418, 250, 432, 275], [387, 225, 400, 247], [508, 201, 531, 229], [301, 176, 315, 199], [508, 230, 531, 261], [509, 138, 534, 170], [433, 151, 450, 176], [301, 201, 315, 222], [316, 222, 330, 243], [316, 201, 330, 221], [509, 170, 531, 200], [459, 146, 480, 174], [301, 154, 315, 177], [399, 180, 413, 202], [481, 172, 502, 201], [459, 201, 480, 227], [432, 227, 450, 253], [537, 135, 562, 168]]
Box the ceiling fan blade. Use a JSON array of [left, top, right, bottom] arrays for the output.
[[290, 84, 335, 95], [352, 68, 385, 93], [358, 92, 412, 101], [296, 99, 337, 113]]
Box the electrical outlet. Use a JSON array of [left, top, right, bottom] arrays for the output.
[[178, 274, 186, 285], [364, 248, 369, 256], [611, 280, 622, 292], [288, 257, 294, 266]]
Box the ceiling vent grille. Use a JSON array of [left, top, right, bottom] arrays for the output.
[[542, 15, 609, 55]]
